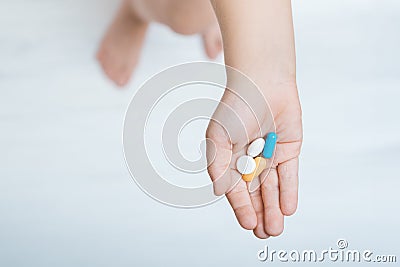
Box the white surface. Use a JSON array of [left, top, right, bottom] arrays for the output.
[[0, 0, 400, 266], [236, 156, 257, 175], [247, 138, 265, 158]]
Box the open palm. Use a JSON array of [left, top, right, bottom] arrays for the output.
[[206, 83, 302, 239]]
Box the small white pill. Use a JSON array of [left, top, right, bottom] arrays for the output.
[[247, 138, 265, 157], [236, 155, 257, 175]]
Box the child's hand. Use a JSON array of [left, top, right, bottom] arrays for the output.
[[206, 82, 302, 239]]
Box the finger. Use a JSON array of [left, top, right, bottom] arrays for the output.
[[261, 168, 284, 236], [278, 157, 299, 216], [248, 177, 269, 239], [206, 122, 232, 196], [226, 175, 257, 230]]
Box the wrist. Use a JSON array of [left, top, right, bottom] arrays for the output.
[[225, 62, 297, 93], [224, 50, 296, 86]]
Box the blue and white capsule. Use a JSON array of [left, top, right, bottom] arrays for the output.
[[262, 132, 277, 159]]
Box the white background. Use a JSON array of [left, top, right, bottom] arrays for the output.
[[0, 0, 399, 266]]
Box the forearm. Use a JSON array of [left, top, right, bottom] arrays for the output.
[[210, 0, 296, 86]]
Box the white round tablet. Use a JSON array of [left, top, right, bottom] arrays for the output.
[[236, 155, 257, 175], [247, 138, 265, 157]]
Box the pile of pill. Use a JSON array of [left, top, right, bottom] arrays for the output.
[[236, 133, 277, 182]]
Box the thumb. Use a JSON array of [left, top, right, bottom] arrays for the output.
[[206, 120, 233, 196]]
